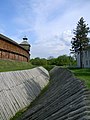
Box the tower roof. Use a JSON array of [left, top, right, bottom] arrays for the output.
[[19, 36, 31, 51], [20, 37, 30, 45]]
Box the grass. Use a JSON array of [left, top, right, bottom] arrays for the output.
[[10, 108, 27, 120], [0, 59, 34, 72], [43, 65, 55, 71], [69, 68, 90, 88]]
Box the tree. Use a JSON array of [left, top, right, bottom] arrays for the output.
[[30, 57, 47, 66], [56, 55, 70, 66], [47, 56, 54, 60], [71, 17, 90, 68]]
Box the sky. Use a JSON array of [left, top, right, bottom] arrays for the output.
[[0, 0, 90, 58]]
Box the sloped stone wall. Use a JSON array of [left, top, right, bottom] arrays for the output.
[[0, 67, 49, 120], [17, 67, 90, 120]]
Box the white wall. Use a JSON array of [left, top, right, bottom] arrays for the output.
[[83, 49, 90, 68], [77, 48, 90, 68]]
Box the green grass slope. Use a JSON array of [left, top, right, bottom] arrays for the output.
[[70, 68, 90, 88], [0, 59, 33, 72]]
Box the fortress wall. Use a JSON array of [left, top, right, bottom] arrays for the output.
[[0, 67, 49, 120], [0, 38, 29, 62]]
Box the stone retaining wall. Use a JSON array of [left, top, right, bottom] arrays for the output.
[[0, 67, 49, 120]]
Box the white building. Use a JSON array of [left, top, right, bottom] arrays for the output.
[[77, 45, 90, 68]]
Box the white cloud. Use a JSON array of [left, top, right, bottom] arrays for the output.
[[31, 30, 73, 58], [9, 0, 90, 58]]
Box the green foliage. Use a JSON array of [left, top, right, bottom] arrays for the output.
[[30, 57, 47, 66], [47, 58, 57, 65], [71, 17, 90, 52], [47, 55, 76, 66], [43, 65, 55, 71], [56, 55, 71, 66], [0, 59, 33, 72], [71, 17, 90, 68], [30, 55, 76, 68]]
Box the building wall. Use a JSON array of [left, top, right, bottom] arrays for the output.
[[77, 48, 90, 68], [76, 53, 80, 67], [0, 38, 30, 62], [83, 48, 90, 68]]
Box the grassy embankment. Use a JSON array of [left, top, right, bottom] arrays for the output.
[[0, 60, 89, 88], [0, 59, 33, 72], [70, 68, 90, 88], [0, 59, 55, 72]]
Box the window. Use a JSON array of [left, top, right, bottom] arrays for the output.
[[85, 51, 88, 58], [86, 60, 88, 66]]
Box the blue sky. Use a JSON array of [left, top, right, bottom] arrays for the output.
[[0, 0, 90, 58]]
